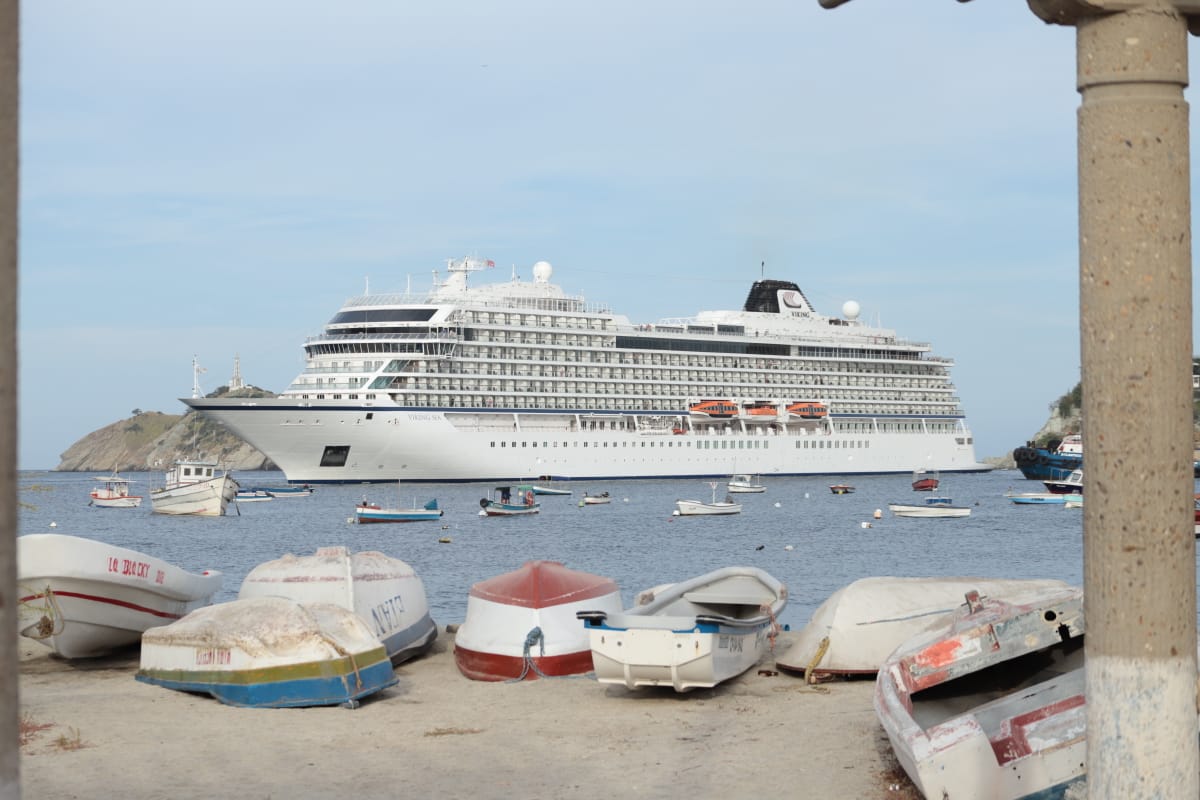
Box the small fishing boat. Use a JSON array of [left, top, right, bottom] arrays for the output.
[[726, 474, 766, 493], [1043, 468, 1084, 495], [136, 596, 397, 708], [674, 482, 742, 516], [829, 484, 855, 495], [149, 458, 239, 516], [478, 485, 540, 516], [530, 482, 572, 496], [235, 488, 273, 502], [775, 576, 1073, 679], [1006, 492, 1074, 505], [88, 470, 143, 508], [354, 494, 444, 523], [17, 533, 222, 659], [888, 496, 971, 518], [581, 492, 611, 505], [577, 566, 787, 692], [910, 469, 939, 492], [251, 484, 313, 498], [875, 585, 1087, 799], [238, 546, 437, 665], [454, 560, 623, 681]]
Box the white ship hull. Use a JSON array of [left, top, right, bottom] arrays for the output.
[[188, 402, 981, 484]]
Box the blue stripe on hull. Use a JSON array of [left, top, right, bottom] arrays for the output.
[[380, 615, 439, 665], [1019, 776, 1085, 800], [135, 660, 397, 708]]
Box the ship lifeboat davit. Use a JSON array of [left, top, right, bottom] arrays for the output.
[[453, 560, 623, 681]]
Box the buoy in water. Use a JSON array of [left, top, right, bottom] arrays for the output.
[[755, 544, 765, 551], [861, 521, 872, 529], [873, 509, 882, 519], [773, 502, 781, 508], [438, 536, 452, 544], [783, 544, 794, 551]]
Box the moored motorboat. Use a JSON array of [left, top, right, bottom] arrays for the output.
[[1042, 468, 1083, 495], [775, 576, 1073, 679], [479, 485, 540, 516], [88, 471, 143, 508], [910, 469, 939, 492], [16, 533, 222, 659], [726, 474, 765, 493], [1012, 434, 1083, 481], [355, 497, 443, 523], [252, 484, 313, 498], [136, 596, 397, 708], [454, 560, 622, 681], [530, 481, 572, 496], [888, 496, 970, 518], [675, 482, 742, 515], [238, 545, 437, 665], [149, 458, 239, 516], [829, 484, 855, 495], [577, 566, 787, 692], [235, 488, 273, 502], [581, 492, 611, 505], [875, 585, 1087, 799]]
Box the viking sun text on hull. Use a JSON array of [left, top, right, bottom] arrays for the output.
[[185, 257, 985, 484]]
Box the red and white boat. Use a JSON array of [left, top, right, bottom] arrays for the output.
[[17, 533, 222, 658], [88, 471, 143, 508], [454, 560, 623, 681], [910, 469, 939, 492]]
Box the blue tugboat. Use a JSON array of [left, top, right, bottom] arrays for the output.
[[1012, 434, 1083, 481]]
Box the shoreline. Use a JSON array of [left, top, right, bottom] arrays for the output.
[[18, 630, 915, 799]]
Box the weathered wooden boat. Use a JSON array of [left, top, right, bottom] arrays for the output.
[[888, 496, 971, 518], [478, 485, 541, 516], [238, 545, 437, 665], [16, 533, 222, 659], [136, 596, 397, 708], [577, 566, 787, 692], [149, 458, 239, 516], [88, 471, 142, 508], [875, 585, 1088, 799], [454, 560, 622, 681], [775, 576, 1073, 679]]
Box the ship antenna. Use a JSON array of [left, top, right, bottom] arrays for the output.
[[364, 276, 370, 295], [191, 355, 207, 399], [761, 260, 764, 278]]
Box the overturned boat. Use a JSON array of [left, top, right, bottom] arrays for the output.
[[136, 596, 397, 708], [238, 546, 437, 665]]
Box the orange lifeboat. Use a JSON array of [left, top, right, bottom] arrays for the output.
[[689, 400, 738, 418], [743, 404, 778, 419], [786, 401, 828, 419]]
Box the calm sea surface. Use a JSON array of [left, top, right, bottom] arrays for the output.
[[15, 468, 1117, 632]]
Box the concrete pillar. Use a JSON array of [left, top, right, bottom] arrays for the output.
[[1074, 7, 1198, 798], [0, 0, 16, 796]]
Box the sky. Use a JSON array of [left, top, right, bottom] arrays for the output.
[[18, 1, 1182, 470]]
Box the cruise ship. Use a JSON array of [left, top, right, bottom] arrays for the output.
[[184, 257, 986, 484]]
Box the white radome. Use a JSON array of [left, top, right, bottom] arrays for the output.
[[532, 261, 553, 282], [842, 300, 861, 320]]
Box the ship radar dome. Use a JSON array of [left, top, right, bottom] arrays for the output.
[[842, 300, 861, 320], [532, 260, 553, 282]]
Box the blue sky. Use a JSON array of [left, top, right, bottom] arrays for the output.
[[18, 1, 1156, 469]]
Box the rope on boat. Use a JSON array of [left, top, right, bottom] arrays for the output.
[[805, 636, 831, 685], [507, 626, 548, 682], [18, 583, 64, 639]]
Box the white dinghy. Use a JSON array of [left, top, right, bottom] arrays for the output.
[[577, 566, 786, 692], [17, 533, 222, 659], [238, 546, 437, 665], [775, 576, 1073, 679]]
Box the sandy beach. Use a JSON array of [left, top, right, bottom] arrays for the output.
[[18, 629, 915, 800]]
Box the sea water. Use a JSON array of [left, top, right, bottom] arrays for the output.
[[15, 469, 1107, 632]]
